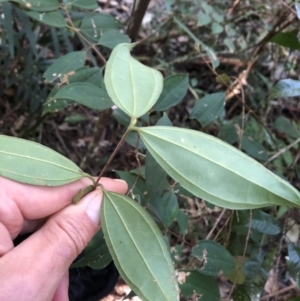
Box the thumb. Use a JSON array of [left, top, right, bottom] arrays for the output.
[[0, 189, 103, 301]]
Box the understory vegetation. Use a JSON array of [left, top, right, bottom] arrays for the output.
[[1, 0, 300, 300]]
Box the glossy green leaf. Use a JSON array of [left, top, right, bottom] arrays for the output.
[[0, 135, 88, 186], [104, 43, 163, 118], [287, 243, 300, 281], [149, 191, 179, 227], [43, 51, 86, 83], [174, 17, 219, 69], [247, 210, 281, 235], [69, 0, 97, 9], [80, 13, 119, 42], [101, 191, 179, 301], [24, 10, 67, 28], [241, 136, 268, 161], [52, 82, 113, 110], [275, 116, 299, 139], [269, 32, 300, 50], [1, 0, 59, 11], [268, 79, 300, 100], [136, 126, 300, 209], [71, 230, 112, 269], [190, 92, 225, 127], [178, 270, 220, 301], [152, 74, 189, 111], [192, 240, 235, 276], [99, 29, 130, 49]]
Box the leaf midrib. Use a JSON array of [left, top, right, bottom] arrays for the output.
[[104, 192, 176, 301]]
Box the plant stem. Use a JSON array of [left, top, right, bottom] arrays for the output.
[[95, 128, 130, 185], [63, 6, 106, 65]]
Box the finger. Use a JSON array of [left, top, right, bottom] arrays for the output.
[[0, 176, 127, 219], [0, 222, 14, 256], [52, 271, 69, 301], [0, 189, 103, 301]]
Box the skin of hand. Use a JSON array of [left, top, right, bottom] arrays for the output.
[[0, 176, 128, 301]]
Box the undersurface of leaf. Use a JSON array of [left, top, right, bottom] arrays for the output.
[[101, 191, 179, 301], [136, 126, 300, 209], [268, 79, 300, 100], [104, 43, 163, 118], [0, 135, 88, 185]]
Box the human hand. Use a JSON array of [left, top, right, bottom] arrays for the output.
[[0, 176, 128, 301]]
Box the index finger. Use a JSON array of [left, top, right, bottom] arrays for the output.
[[0, 176, 127, 219]]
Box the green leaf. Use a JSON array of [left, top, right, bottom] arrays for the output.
[[99, 29, 131, 49], [64, 114, 87, 124], [115, 171, 147, 206], [69, 0, 98, 9], [136, 126, 300, 209], [269, 32, 300, 50], [178, 270, 220, 301], [101, 191, 179, 301], [71, 230, 112, 269], [174, 17, 219, 69], [218, 123, 239, 144], [68, 67, 103, 86], [0, 135, 88, 186], [149, 191, 179, 227], [52, 82, 113, 110], [145, 150, 167, 195], [192, 240, 235, 276], [176, 210, 188, 236], [112, 108, 131, 127], [157, 113, 173, 126], [198, 12, 211, 25], [152, 74, 189, 111], [274, 116, 299, 139], [2, 2, 14, 58], [80, 13, 119, 42], [43, 51, 86, 83], [211, 22, 223, 34], [43, 98, 74, 115], [24, 10, 67, 28], [190, 92, 225, 127], [104, 43, 163, 119], [268, 79, 300, 100], [248, 210, 281, 235], [241, 136, 268, 161], [1, 0, 59, 11]]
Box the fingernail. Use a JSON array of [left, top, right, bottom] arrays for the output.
[[85, 191, 102, 226]]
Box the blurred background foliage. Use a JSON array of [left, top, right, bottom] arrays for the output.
[[1, 0, 300, 300]]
